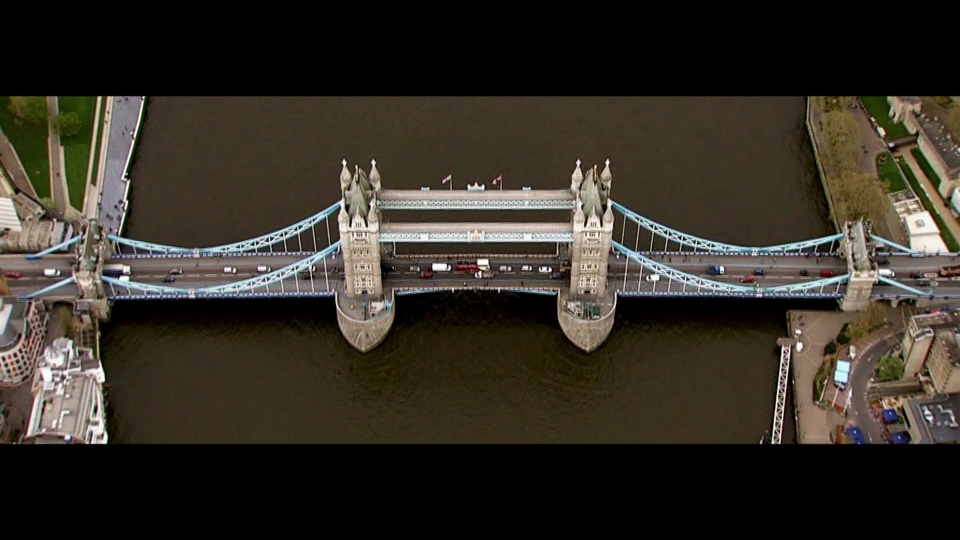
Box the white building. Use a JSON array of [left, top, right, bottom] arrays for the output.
[[903, 211, 949, 254], [23, 337, 107, 444]]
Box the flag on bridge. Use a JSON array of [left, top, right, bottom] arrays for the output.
[[441, 174, 452, 184], [492, 174, 501, 185]]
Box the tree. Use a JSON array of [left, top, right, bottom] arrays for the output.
[[824, 341, 838, 355], [847, 303, 887, 342], [52, 112, 81, 137], [877, 355, 904, 382], [833, 170, 888, 223], [821, 109, 862, 175], [7, 96, 27, 118], [24, 97, 48, 125]]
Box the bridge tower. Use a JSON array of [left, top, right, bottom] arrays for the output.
[[557, 159, 617, 353], [74, 220, 110, 320], [840, 219, 878, 311], [335, 160, 395, 353]]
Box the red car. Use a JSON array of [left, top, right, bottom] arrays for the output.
[[5, 271, 21, 279], [739, 276, 754, 283], [419, 271, 433, 279], [821, 270, 835, 277]]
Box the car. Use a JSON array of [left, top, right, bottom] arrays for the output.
[[223, 267, 237, 274], [754, 268, 765, 276], [799, 269, 809, 276], [499, 266, 512, 272], [163, 276, 176, 283], [4, 271, 20, 279], [796, 341, 804, 353], [539, 266, 552, 274], [521, 265, 533, 272], [169, 268, 183, 275], [409, 266, 421, 272], [820, 270, 835, 277], [257, 265, 272, 273], [43, 268, 61, 278], [910, 272, 923, 279], [419, 271, 433, 279], [740, 276, 755, 283], [877, 258, 890, 266], [550, 272, 563, 280], [118, 276, 130, 282], [645, 274, 661, 282]]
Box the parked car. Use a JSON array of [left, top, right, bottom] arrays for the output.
[[419, 271, 433, 279], [521, 265, 533, 272], [538, 266, 552, 274], [223, 266, 237, 274], [163, 276, 176, 283], [740, 276, 755, 283], [169, 268, 183, 275], [4, 271, 21, 279]]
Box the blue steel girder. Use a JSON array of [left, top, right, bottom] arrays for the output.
[[616, 290, 843, 299], [25, 234, 83, 260], [379, 231, 573, 243], [612, 201, 844, 253], [613, 241, 849, 296], [107, 200, 342, 256], [17, 275, 78, 301], [377, 198, 576, 210], [871, 235, 919, 254], [102, 276, 186, 295], [875, 276, 934, 297]]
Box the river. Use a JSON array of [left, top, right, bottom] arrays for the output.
[[102, 97, 832, 443]]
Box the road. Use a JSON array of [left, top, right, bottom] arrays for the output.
[[848, 331, 903, 444]]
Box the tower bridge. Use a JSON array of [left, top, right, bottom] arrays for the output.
[[6, 159, 960, 353]]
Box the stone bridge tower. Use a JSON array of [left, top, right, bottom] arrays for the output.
[[840, 219, 878, 311], [338, 159, 383, 299], [569, 159, 615, 297]]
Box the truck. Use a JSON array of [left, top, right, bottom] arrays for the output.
[[432, 263, 451, 272], [103, 264, 132, 277], [455, 264, 480, 274], [706, 265, 725, 275], [477, 258, 491, 271], [940, 265, 960, 277]]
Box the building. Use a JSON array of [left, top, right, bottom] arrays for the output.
[[912, 113, 960, 200], [23, 337, 107, 444], [902, 211, 949, 254], [338, 160, 383, 299], [927, 328, 960, 394], [0, 298, 47, 385], [0, 197, 22, 232], [569, 160, 614, 297], [886, 96, 922, 124], [902, 393, 960, 444], [901, 312, 943, 378]]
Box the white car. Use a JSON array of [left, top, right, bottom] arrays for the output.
[[645, 274, 661, 282], [499, 266, 512, 272], [539, 266, 552, 274], [521, 265, 533, 272], [223, 266, 237, 274], [409, 266, 420, 272], [795, 341, 804, 353], [257, 265, 272, 273]]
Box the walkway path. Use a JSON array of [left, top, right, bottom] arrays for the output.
[[82, 97, 103, 219], [94, 96, 143, 235], [897, 148, 960, 243], [46, 96, 69, 215], [0, 125, 38, 199]]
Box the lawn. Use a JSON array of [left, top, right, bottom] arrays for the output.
[[876, 152, 907, 193], [0, 96, 50, 199], [911, 147, 945, 190], [859, 96, 910, 139], [897, 155, 960, 252], [58, 96, 98, 209]]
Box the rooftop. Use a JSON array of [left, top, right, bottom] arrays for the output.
[[905, 393, 960, 443], [915, 112, 960, 172], [934, 328, 960, 367], [0, 298, 28, 350]]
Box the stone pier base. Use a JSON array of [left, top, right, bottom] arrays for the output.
[[335, 290, 396, 353], [556, 291, 617, 353]]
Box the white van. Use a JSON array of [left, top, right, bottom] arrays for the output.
[[849, 345, 857, 360], [43, 268, 61, 278], [257, 265, 272, 273], [223, 267, 237, 274], [878, 268, 895, 278], [645, 274, 661, 282]]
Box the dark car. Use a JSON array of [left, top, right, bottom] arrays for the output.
[[163, 276, 176, 283], [419, 271, 433, 279], [550, 272, 563, 280], [169, 268, 183, 275], [910, 272, 923, 279], [5, 271, 21, 279], [876, 258, 890, 266], [754, 268, 765, 276], [799, 269, 809, 276]]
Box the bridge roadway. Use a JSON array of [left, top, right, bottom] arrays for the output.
[[5, 251, 960, 298]]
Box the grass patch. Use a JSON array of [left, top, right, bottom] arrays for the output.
[[58, 96, 97, 209], [897, 156, 960, 252], [911, 147, 945, 190], [877, 152, 907, 192], [860, 96, 910, 138], [0, 96, 50, 198], [814, 355, 837, 403]]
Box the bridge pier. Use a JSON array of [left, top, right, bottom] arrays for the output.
[[557, 289, 617, 353], [334, 289, 395, 353]]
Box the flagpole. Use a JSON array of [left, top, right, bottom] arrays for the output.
[[499, 174, 502, 191], [450, 175, 452, 191]]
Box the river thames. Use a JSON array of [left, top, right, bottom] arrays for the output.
[[102, 97, 832, 443]]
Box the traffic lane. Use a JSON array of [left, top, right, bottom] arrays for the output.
[[848, 334, 900, 444]]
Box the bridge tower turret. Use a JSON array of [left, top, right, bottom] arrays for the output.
[[558, 159, 617, 353], [840, 219, 878, 311], [338, 161, 383, 299]]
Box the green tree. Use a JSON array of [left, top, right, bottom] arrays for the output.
[[24, 97, 48, 125], [821, 109, 862, 174], [52, 112, 81, 137], [834, 171, 888, 223], [824, 341, 838, 355], [877, 355, 904, 382], [847, 303, 888, 342], [7, 96, 27, 118]]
